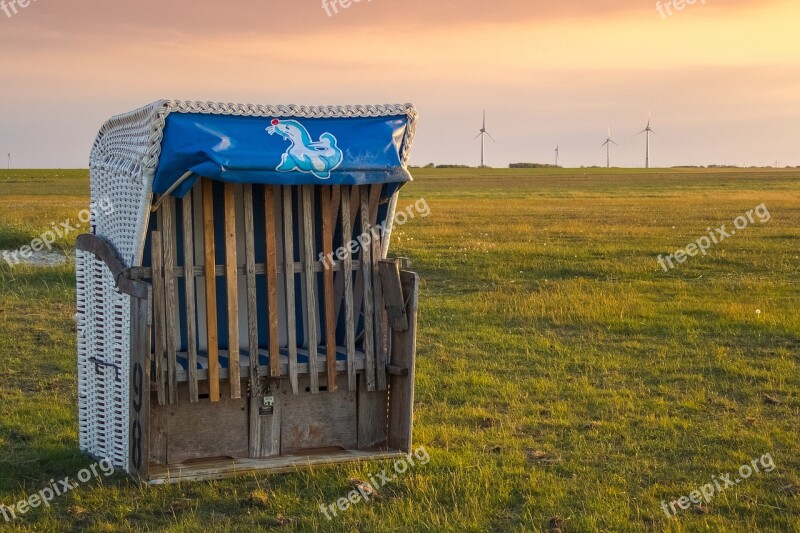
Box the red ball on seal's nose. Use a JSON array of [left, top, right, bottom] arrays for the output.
[[271, 119, 280, 126]]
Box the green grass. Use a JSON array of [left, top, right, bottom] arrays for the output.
[[0, 170, 88, 250], [0, 168, 799, 532]]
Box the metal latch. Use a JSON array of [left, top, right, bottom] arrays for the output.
[[260, 395, 275, 416]]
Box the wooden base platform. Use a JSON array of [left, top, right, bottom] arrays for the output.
[[148, 449, 406, 484]]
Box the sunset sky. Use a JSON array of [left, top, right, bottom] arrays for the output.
[[1, 0, 798, 168]]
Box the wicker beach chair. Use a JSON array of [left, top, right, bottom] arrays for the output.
[[76, 100, 419, 483]]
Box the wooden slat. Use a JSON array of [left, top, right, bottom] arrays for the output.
[[242, 185, 259, 370], [330, 185, 342, 225], [149, 397, 168, 466], [357, 373, 387, 449], [341, 187, 357, 392], [147, 449, 407, 484], [243, 184, 262, 457], [321, 186, 338, 392], [371, 226, 387, 391], [224, 183, 241, 400], [350, 185, 361, 228], [282, 186, 299, 394], [302, 185, 320, 394], [258, 380, 281, 458], [161, 198, 179, 405], [201, 179, 220, 403], [128, 288, 152, 479], [181, 191, 199, 403], [351, 184, 382, 331], [333, 186, 362, 324], [265, 186, 281, 379], [151, 231, 167, 406], [368, 184, 383, 245], [388, 271, 419, 453], [360, 188, 376, 392], [379, 193, 398, 260]]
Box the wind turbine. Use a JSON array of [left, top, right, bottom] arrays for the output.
[[555, 145, 560, 167], [636, 115, 655, 168], [6, 153, 9, 170], [601, 128, 618, 168], [474, 110, 495, 167]]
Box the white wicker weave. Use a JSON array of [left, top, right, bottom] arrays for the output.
[[78, 100, 418, 472], [76, 251, 131, 468]]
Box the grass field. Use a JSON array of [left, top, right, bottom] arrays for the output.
[[0, 168, 798, 532]]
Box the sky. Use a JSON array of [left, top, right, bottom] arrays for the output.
[[0, 0, 799, 168]]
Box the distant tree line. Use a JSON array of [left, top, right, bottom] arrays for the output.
[[509, 163, 561, 168]]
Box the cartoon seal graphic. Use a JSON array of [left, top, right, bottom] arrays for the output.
[[266, 119, 344, 179]]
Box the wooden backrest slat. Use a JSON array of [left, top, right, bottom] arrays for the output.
[[243, 184, 263, 456], [340, 186, 357, 392], [243, 184, 260, 391], [351, 185, 382, 333], [161, 198, 179, 405], [302, 185, 320, 394], [282, 186, 299, 394], [151, 230, 167, 406], [180, 191, 199, 403], [223, 183, 242, 400], [321, 186, 338, 392], [371, 226, 388, 391], [265, 185, 281, 379], [333, 186, 361, 325], [359, 187, 376, 392], [330, 185, 342, 232], [201, 178, 221, 402]]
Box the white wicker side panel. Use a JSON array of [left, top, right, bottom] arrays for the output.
[[90, 165, 153, 268], [76, 251, 131, 471], [90, 101, 162, 268], [76, 250, 92, 454]]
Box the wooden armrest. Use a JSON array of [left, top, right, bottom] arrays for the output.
[[75, 234, 149, 299]]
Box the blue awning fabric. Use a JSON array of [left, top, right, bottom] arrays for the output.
[[153, 112, 412, 197]]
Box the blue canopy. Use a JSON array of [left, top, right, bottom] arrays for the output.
[[153, 112, 413, 198]]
